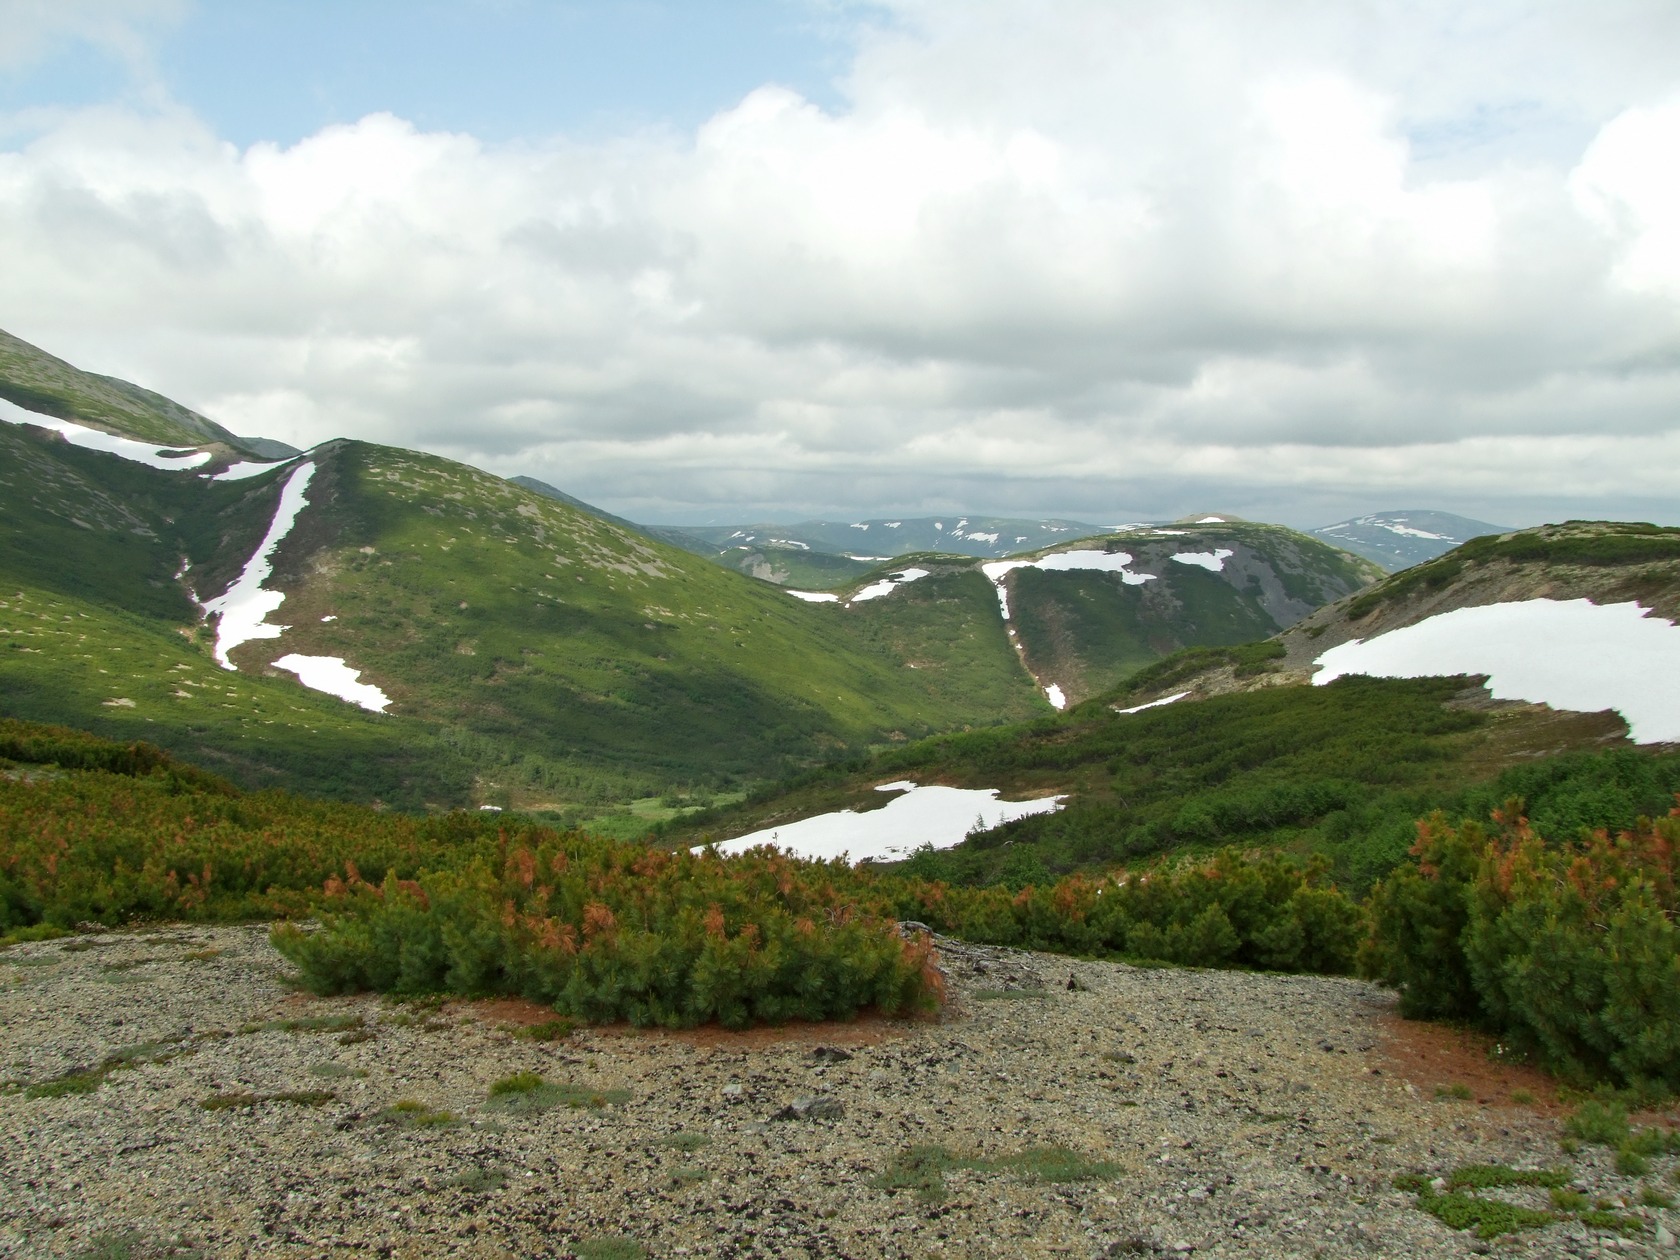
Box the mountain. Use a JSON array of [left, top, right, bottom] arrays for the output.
[[676, 515, 1118, 561], [0, 337, 1061, 811], [786, 521, 1383, 708], [678, 520, 1680, 890], [0, 327, 1389, 817], [0, 328, 289, 457], [1311, 510, 1512, 572]]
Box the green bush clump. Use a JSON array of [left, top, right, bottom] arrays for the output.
[[1363, 804, 1680, 1092], [890, 847, 1363, 972], [272, 838, 940, 1029]]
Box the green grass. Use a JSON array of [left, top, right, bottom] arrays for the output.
[[484, 1072, 630, 1113], [377, 1098, 457, 1128], [574, 1238, 648, 1260], [200, 1089, 335, 1110]]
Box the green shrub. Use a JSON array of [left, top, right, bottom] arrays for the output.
[[1364, 806, 1680, 1091]]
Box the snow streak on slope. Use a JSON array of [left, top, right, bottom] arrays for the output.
[[1172, 548, 1234, 572], [212, 459, 296, 481], [273, 654, 390, 713], [849, 567, 931, 603], [0, 397, 211, 470], [702, 781, 1066, 863], [200, 462, 315, 668], [982, 550, 1155, 620], [1313, 598, 1680, 744]]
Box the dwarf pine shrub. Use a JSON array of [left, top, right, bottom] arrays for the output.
[[1364, 803, 1680, 1092]]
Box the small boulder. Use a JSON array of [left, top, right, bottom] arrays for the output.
[[773, 1095, 845, 1122]]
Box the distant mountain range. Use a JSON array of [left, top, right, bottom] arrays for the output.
[[0, 323, 1537, 817], [1310, 510, 1511, 572]]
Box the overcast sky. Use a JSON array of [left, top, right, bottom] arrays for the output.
[[2, 1, 1678, 529]]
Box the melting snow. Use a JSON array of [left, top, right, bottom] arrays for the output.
[[849, 523, 869, 530], [1197, 516, 1226, 523], [787, 590, 840, 603], [1044, 684, 1066, 709], [273, 653, 391, 713], [1117, 691, 1189, 715], [200, 462, 315, 668], [0, 397, 211, 471], [212, 459, 295, 482], [700, 782, 1066, 863], [1313, 598, 1680, 744], [963, 531, 1001, 544], [769, 538, 810, 550], [1378, 521, 1450, 540], [850, 567, 931, 603], [1171, 548, 1235, 572]]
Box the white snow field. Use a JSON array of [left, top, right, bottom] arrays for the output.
[[1313, 598, 1680, 744], [785, 590, 840, 603], [701, 781, 1066, 863], [272, 654, 391, 713], [1172, 548, 1235, 572], [1116, 691, 1189, 715], [211, 459, 296, 481], [982, 550, 1155, 619], [849, 567, 931, 603], [1044, 684, 1067, 710], [0, 397, 211, 470], [200, 462, 316, 668]]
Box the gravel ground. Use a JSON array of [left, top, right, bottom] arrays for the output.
[[2, 924, 1676, 1259]]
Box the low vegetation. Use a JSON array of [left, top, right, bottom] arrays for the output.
[[4, 716, 1678, 1096]]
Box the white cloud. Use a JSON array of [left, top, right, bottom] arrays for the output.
[[0, 0, 1678, 527]]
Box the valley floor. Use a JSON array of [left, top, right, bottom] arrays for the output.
[[2, 928, 1675, 1259]]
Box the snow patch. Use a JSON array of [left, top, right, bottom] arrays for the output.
[[699, 784, 1066, 864], [212, 459, 296, 482], [1171, 548, 1235, 572], [849, 567, 931, 604], [200, 462, 316, 668], [1377, 521, 1450, 540], [1116, 691, 1189, 715], [1044, 684, 1066, 710], [1196, 516, 1226, 524], [1312, 598, 1680, 744], [0, 397, 211, 471], [272, 654, 391, 713], [787, 590, 840, 603]]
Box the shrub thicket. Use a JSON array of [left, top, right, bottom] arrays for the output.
[[1363, 804, 1680, 1092], [273, 840, 938, 1028], [887, 847, 1364, 972]]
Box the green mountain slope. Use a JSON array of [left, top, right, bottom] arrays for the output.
[[678, 520, 1680, 891], [0, 399, 1044, 809], [0, 328, 285, 456], [983, 522, 1378, 705]]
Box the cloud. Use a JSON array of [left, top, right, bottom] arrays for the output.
[[0, 0, 1678, 528]]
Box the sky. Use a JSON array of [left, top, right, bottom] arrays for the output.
[[2, 1, 1678, 529]]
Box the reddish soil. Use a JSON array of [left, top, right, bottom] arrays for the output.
[[1376, 1011, 1571, 1117], [1376, 1012, 1680, 1128]]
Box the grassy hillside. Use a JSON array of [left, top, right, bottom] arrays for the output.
[[675, 666, 1667, 894], [238, 442, 1047, 797], [0, 328, 269, 454], [0, 409, 1057, 811]]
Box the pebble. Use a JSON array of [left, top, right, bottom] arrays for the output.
[[1, 925, 1676, 1258]]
